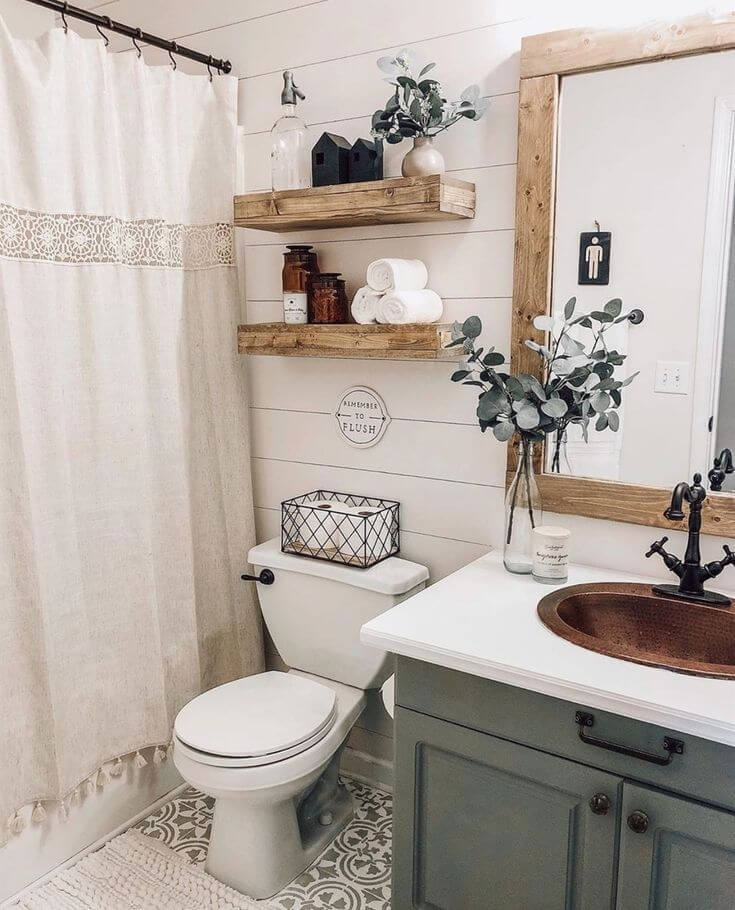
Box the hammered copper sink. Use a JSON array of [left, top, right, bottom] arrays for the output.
[[537, 583, 735, 679]]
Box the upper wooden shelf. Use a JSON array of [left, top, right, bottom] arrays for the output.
[[233, 175, 475, 232], [238, 322, 457, 360]]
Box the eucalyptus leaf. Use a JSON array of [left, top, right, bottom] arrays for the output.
[[483, 351, 505, 366], [462, 315, 482, 338], [527, 375, 547, 401], [604, 298, 623, 318], [591, 391, 611, 412], [560, 335, 585, 356], [505, 376, 525, 401], [608, 410, 620, 432], [460, 84, 480, 104], [595, 412, 609, 431], [451, 369, 471, 382], [541, 398, 568, 418], [533, 315, 556, 332], [377, 56, 401, 74], [516, 404, 541, 430], [564, 297, 576, 320], [590, 310, 614, 324], [419, 62, 436, 77], [493, 421, 515, 442], [552, 359, 575, 376]]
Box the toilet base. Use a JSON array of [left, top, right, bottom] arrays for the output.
[[204, 750, 354, 899]]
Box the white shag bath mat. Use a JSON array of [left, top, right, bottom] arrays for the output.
[[13, 829, 272, 909]]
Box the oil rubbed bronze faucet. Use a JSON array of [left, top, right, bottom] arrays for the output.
[[709, 447, 734, 492], [646, 473, 735, 607]]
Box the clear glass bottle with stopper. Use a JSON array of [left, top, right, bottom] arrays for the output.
[[271, 71, 311, 191]]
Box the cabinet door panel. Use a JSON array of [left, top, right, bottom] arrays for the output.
[[393, 706, 620, 910], [617, 782, 735, 910]]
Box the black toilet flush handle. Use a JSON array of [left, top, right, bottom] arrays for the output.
[[241, 569, 275, 585]]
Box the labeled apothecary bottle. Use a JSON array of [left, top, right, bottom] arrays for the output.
[[310, 273, 348, 324], [282, 245, 319, 324]]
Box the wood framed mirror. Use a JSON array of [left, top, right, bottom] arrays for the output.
[[510, 12, 735, 537]]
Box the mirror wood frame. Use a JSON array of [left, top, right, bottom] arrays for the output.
[[509, 12, 735, 537]]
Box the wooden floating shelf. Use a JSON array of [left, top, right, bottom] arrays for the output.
[[233, 175, 475, 232], [238, 322, 457, 360]]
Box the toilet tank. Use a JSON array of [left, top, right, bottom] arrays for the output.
[[248, 538, 429, 689]]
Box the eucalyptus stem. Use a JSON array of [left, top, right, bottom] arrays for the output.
[[505, 454, 521, 545], [522, 440, 537, 529]]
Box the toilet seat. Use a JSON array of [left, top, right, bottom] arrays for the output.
[[174, 671, 338, 768]]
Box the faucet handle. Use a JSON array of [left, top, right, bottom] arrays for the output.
[[722, 545, 735, 566], [646, 536, 669, 559]]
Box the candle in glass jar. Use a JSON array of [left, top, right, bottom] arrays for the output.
[[532, 526, 570, 584]]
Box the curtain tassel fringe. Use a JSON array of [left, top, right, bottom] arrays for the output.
[[31, 802, 47, 824], [58, 801, 69, 823], [97, 766, 111, 787], [133, 750, 148, 769], [152, 747, 165, 766], [7, 812, 25, 836], [86, 773, 98, 795], [71, 787, 82, 807], [110, 757, 124, 778]]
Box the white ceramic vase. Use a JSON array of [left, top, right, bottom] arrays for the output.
[[401, 136, 445, 177]]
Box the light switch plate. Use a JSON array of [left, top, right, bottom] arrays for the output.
[[654, 361, 690, 395]]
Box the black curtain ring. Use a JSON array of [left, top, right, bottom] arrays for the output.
[[95, 18, 110, 46], [60, 2, 69, 34], [168, 42, 178, 71], [132, 28, 143, 59]]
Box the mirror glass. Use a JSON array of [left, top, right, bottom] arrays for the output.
[[548, 50, 735, 492]]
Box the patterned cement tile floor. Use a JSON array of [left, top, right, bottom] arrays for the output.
[[136, 779, 392, 910]]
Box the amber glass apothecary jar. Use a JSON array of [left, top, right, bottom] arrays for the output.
[[282, 245, 320, 324], [310, 272, 348, 324]]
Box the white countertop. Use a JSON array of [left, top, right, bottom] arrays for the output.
[[360, 552, 735, 746]]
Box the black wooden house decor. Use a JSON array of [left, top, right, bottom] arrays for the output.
[[311, 132, 351, 187], [349, 138, 384, 183]]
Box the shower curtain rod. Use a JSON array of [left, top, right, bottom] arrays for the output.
[[23, 0, 232, 73]]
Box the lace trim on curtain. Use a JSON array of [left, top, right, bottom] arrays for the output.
[[0, 202, 234, 269]]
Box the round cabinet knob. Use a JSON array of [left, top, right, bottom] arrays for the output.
[[627, 810, 649, 834], [589, 793, 611, 816]]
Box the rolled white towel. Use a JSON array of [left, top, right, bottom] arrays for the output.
[[366, 258, 428, 293], [377, 289, 444, 324], [351, 286, 383, 324]]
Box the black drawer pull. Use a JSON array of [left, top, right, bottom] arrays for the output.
[[575, 712, 684, 766]]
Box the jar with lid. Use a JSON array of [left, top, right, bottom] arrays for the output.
[[282, 245, 320, 324], [310, 273, 348, 324]]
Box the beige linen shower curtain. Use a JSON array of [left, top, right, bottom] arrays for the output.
[[0, 19, 263, 840]]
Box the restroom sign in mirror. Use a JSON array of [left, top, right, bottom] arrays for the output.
[[578, 231, 611, 285], [335, 386, 391, 448]]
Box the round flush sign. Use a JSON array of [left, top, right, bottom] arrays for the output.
[[334, 386, 391, 448]]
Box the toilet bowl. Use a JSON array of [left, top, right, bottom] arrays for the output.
[[173, 537, 428, 898], [174, 671, 365, 898]]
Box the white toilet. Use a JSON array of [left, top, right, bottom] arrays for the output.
[[173, 537, 428, 898]]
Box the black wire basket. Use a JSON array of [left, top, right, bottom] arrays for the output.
[[281, 490, 400, 568]]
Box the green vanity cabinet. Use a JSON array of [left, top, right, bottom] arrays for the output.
[[616, 784, 735, 910], [392, 657, 735, 910], [393, 706, 620, 909]]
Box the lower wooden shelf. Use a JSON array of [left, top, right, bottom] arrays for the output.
[[237, 322, 456, 360]]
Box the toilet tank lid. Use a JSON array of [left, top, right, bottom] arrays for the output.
[[248, 538, 429, 595]]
